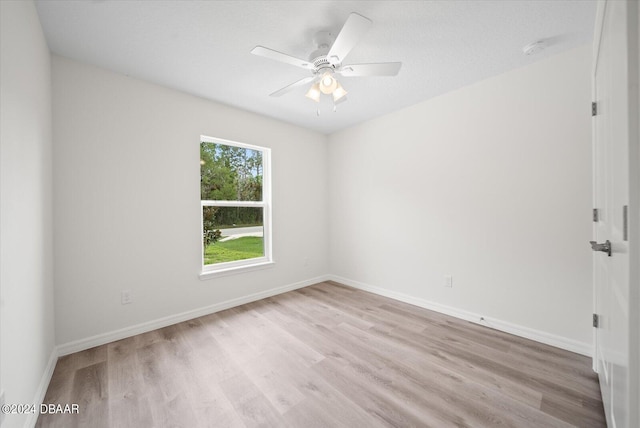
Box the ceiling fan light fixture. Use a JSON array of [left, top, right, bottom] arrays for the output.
[[332, 82, 347, 102], [319, 72, 338, 94], [305, 83, 321, 102]]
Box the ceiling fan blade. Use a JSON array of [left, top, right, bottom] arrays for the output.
[[251, 46, 314, 70], [338, 62, 402, 77], [269, 76, 317, 97], [327, 13, 372, 65]]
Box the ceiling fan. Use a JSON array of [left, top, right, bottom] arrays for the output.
[[250, 12, 402, 107]]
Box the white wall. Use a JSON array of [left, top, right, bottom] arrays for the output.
[[328, 45, 593, 352], [0, 1, 56, 427], [52, 56, 329, 346]]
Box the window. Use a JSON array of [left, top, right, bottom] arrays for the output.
[[200, 136, 272, 278]]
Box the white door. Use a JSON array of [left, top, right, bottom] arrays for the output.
[[592, 1, 638, 427]]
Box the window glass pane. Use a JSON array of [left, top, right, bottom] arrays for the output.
[[203, 206, 264, 265], [200, 142, 263, 201]]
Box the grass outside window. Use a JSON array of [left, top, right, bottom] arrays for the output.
[[204, 236, 264, 264]]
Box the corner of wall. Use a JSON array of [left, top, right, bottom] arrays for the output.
[[1, 1, 56, 427]]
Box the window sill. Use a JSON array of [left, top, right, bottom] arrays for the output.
[[199, 261, 275, 280]]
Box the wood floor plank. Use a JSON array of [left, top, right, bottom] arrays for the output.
[[240, 347, 307, 415], [72, 361, 109, 428], [106, 336, 154, 427], [36, 281, 605, 427], [218, 371, 285, 428], [135, 328, 202, 428], [364, 314, 606, 426], [160, 320, 245, 428], [335, 321, 573, 428], [246, 309, 385, 427], [311, 283, 602, 404]]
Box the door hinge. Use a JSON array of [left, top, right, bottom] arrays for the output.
[[592, 101, 597, 116], [593, 313, 599, 328], [593, 208, 599, 222]]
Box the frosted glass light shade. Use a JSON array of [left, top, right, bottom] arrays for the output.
[[305, 83, 321, 102], [319, 72, 337, 94], [332, 82, 347, 101]]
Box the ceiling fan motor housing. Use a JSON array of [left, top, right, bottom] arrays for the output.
[[310, 31, 337, 73], [312, 56, 334, 73]]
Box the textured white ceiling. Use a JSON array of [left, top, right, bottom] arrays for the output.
[[35, 0, 596, 134]]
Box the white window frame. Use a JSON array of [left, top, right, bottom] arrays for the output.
[[199, 136, 273, 280]]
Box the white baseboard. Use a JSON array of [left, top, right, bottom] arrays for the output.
[[24, 347, 58, 428], [328, 275, 592, 357], [57, 275, 330, 356]]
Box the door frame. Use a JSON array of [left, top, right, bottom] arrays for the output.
[[591, 0, 605, 374], [628, 2, 639, 427]]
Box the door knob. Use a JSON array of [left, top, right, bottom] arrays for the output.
[[590, 240, 612, 256]]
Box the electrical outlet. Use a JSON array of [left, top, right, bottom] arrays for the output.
[[444, 275, 453, 288], [121, 290, 132, 305]]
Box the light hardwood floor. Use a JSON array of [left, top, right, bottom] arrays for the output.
[[36, 281, 605, 427]]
